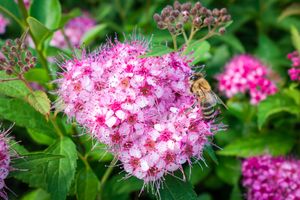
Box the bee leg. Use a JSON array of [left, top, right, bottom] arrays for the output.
[[191, 101, 197, 109], [185, 101, 198, 113]]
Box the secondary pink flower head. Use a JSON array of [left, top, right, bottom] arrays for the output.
[[242, 155, 300, 200], [0, 127, 11, 200], [56, 39, 222, 188], [217, 55, 277, 104], [0, 14, 9, 35], [51, 13, 96, 48], [287, 51, 300, 82]]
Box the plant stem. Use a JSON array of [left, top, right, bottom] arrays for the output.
[[197, 29, 218, 44], [49, 114, 64, 138], [171, 34, 178, 51], [98, 156, 118, 198], [78, 152, 90, 169], [0, 78, 20, 82], [19, 76, 33, 92], [61, 28, 73, 50], [187, 26, 197, 46], [17, 0, 28, 19], [181, 28, 188, 43], [16, 0, 52, 83]]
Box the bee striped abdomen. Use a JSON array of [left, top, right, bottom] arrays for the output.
[[201, 101, 216, 121]]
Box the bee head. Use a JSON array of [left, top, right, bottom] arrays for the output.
[[189, 73, 203, 81]]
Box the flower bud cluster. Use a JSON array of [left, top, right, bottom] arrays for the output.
[[242, 155, 300, 200], [0, 127, 12, 200], [287, 51, 300, 82], [0, 38, 36, 76], [153, 1, 231, 35]]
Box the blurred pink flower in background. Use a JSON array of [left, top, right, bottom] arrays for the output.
[[217, 54, 277, 104], [287, 51, 300, 82], [14, 0, 30, 9], [0, 127, 12, 200], [242, 155, 300, 200], [51, 13, 96, 49], [23, 0, 30, 8], [56, 39, 223, 188], [0, 14, 9, 35]]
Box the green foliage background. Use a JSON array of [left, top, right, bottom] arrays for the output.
[[0, 0, 300, 200]]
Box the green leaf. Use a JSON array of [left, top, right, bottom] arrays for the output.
[[27, 128, 55, 145], [284, 84, 300, 105], [183, 41, 211, 64], [184, 164, 211, 185], [81, 24, 107, 45], [21, 189, 50, 200], [0, 97, 55, 137], [30, 0, 62, 29], [0, 71, 31, 99], [203, 174, 224, 189], [102, 173, 143, 199], [79, 135, 113, 162], [141, 45, 174, 58], [223, 20, 233, 28], [203, 144, 218, 165], [44, 137, 78, 200], [291, 26, 300, 54], [230, 184, 243, 200], [206, 44, 230, 77], [255, 34, 281, 68], [11, 152, 63, 174], [217, 34, 245, 53], [27, 17, 52, 48], [227, 99, 256, 122], [160, 175, 198, 200], [9, 139, 29, 155], [26, 90, 51, 116], [24, 68, 50, 84], [10, 153, 63, 189], [216, 157, 241, 185], [257, 93, 299, 129], [76, 168, 99, 200], [198, 193, 212, 200], [218, 133, 295, 157], [0, 0, 21, 21], [59, 8, 81, 28]]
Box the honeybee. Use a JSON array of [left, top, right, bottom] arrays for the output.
[[189, 72, 227, 121]]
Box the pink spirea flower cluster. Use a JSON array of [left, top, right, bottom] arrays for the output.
[[57, 40, 220, 185], [287, 51, 300, 82], [217, 55, 277, 104], [51, 14, 96, 48], [0, 14, 9, 35], [0, 129, 11, 200], [242, 155, 300, 200]]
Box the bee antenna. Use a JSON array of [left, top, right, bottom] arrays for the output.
[[191, 64, 206, 72]]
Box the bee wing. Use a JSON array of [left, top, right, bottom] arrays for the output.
[[210, 91, 228, 109]]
